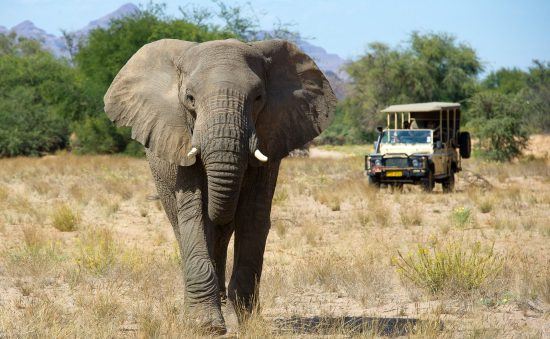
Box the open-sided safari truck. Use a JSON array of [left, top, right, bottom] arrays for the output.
[[365, 102, 471, 192]]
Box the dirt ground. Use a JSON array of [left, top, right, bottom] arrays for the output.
[[0, 136, 548, 337]]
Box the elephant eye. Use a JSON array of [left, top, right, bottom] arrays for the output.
[[255, 94, 262, 102], [186, 94, 195, 107]]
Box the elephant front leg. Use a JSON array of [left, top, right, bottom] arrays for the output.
[[175, 189, 226, 334], [228, 161, 280, 321], [211, 223, 234, 304]]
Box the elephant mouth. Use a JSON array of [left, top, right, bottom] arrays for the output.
[[189, 88, 268, 225]]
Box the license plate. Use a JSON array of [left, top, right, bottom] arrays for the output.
[[386, 171, 403, 177]]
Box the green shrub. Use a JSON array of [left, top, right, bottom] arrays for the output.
[[122, 139, 145, 157], [394, 241, 502, 294], [51, 204, 79, 232], [466, 91, 530, 161], [72, 116, 127, 154], [0, 89, 68, 156], [451, 206, 473, 227], [0, 35, 96, 157]]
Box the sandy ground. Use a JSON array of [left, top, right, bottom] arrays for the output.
[[0, 136, 548, 337]]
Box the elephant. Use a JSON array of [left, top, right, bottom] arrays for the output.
[[104, 38, 336, 334]]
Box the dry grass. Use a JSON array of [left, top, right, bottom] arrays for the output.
[[0, 147, 549, 337]]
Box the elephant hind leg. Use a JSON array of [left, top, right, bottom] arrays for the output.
[[228, 162, 279, 321], [227, 224, 269, 320]]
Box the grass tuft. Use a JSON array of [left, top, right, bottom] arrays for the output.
[[451, 206, 473, 227], [51, 204, 80, 232], [394, 241, 502, 295], [76, 227, 116, 275]]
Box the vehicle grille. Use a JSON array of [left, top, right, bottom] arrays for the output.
[[384, 157, 409, 168]]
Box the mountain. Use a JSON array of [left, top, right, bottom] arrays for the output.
[[295, 39, 349, 99], [4, 3, 139, 57], [2, 2, 348, 97], [296, 39, 348, 81], [8, 20, 67, 56], [75, 3, 139, 37]]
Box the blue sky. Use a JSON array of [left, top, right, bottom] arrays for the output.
[[1, 0, 549, 73]]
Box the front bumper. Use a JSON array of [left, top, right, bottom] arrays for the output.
[[367, 167, 427, 182]]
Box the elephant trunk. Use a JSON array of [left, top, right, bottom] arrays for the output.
[[197, 89, 250, 225]]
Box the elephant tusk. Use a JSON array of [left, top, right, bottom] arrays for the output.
[[254, 149, 268, 162], [187, 147, 198, 157]]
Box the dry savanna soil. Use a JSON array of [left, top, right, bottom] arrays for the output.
[[0, 136, 549, 337]]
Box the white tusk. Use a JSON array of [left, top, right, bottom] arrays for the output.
[[254, 149, 268, 162], [187, 147, 198, 157]]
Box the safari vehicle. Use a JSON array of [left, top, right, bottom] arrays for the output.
[[365, 102, 471, 192]]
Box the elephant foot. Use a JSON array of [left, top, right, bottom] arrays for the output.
[[221, 300, 239, 333], [188, 304, 227, 335], [201, 323, 227, 336]]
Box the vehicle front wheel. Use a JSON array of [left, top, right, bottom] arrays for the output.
[[391, 183, 404, 193], [368, 175, 381, 189], [421, 170, 434, 192], [442, 171, 455, 193]]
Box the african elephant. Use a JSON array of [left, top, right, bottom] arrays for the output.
[[104, 38, 336, 334]]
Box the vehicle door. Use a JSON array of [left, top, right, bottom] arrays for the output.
[[432, 143, 446, 176]]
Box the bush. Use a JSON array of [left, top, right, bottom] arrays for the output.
[[451, 206, 473, 227], [0, 87, 68, 156], [72, 116, 127, 154], [466, 91, 529, 161], [394, 241, 502, 295], [0, 37, 76, 156], [51, 204, 80, 232]]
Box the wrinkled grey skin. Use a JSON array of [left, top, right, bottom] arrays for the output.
[[104, 38, 336, 334]]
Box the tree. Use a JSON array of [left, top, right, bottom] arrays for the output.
[[0, 34, 90, 156], [72, 4, 234, 154], [323, 32, 483, 144], [482, 68, 528, 95], [467, 91, 529, 161], [523, 60, 550, 133], [479, 61, 549, 133]]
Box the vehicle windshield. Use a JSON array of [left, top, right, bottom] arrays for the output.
[[380, 130, 432, 144]]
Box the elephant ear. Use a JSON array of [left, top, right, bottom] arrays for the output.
[[104, 39, 196, 166], [251, 40, 337, 160]]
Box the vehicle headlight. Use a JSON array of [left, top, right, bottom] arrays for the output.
[[374, 158, 382, 166], [412, 157, 425, 168]]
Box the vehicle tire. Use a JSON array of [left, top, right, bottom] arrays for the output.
[[442, 171, 455, 193], [459, 131, 471, 159], [391, 183, 404, 193], [421, 169, 434, 192], [368, 175, 380, 189]]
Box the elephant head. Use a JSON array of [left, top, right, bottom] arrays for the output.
[[104, 39, 336, 226]]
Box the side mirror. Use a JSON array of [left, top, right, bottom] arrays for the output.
[[376, 126, 383, 134], [435, 140, 443, 149]]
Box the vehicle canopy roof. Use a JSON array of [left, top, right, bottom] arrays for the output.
[[381, 102, 460, 113]]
